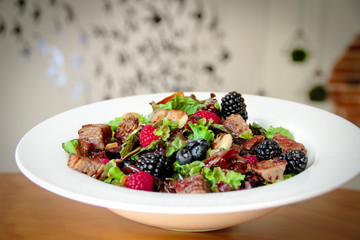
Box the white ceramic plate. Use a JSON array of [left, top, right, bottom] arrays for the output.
[[15, 92, 360, 230]]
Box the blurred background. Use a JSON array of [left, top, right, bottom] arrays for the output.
[[0, 0, 359, 189]]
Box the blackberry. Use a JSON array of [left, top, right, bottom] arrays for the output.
[[253, 139, 282, 160], [279, 150, 308, 174], [221, 91, 248, 120], [135, 151, 172, 179]]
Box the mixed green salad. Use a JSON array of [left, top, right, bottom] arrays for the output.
[[63, 92, 308, 193]]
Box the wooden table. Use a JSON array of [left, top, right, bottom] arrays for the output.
[[0, 173, 359, 239]]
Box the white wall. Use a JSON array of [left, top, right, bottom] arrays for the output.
[[1, 0, 359, 189]]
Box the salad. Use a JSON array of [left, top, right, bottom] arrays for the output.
[[62, 92, 308, 193]]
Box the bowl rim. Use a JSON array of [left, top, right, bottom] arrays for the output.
[[15, 92, 360, 214]]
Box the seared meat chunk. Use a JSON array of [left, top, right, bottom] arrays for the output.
[[175, 173, 211, 194], [78, 124, 112, 150], [114, 114, 139, 143], [247, 158, 287, 183], [243, 135, 265, 151], [204, 149, 247, 174], [222, 114, 251, 136], [273, 132, 307, 153], [67, 154, 107, 181]]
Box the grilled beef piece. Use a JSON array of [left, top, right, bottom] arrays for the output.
[[222, 114, 251, 135], [78, 124, 112, 151], [203, 149, 247, 174], [213, 181, 234, 192], [67, 154, 107, 181], [78, 139, 91, 156], [247, 158, 287, 183], [243, 135, 265, 151], [175, 173, 211, 194], [162, 180, 178, 193], [114, 114, 139, 143], [272, 132, 307, 153]]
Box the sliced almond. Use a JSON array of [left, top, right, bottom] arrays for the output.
[[151, 109, 168, 123], [105, 142, 119, 150], [168, 110, 187, 122], [121, 112, 141, 119], [177, 115, 189, 128], [122, 146, 142, 160], [216, 134, 233, 150]]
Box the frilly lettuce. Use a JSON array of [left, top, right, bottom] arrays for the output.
[[166, 135, 187, 157], [173, 160, 205, 176], [189, 118, 215, 144], [239, 129, 253, 140], [62, 139, 79, 155], [202, 167, 245, 190], [151, 95, 200, 115], [108, 117, 123, 131], [104, 160, 125, 185], [266, 126, 294, 140]]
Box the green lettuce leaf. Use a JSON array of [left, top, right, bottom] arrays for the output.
[[202, 167, 245, 189], [189, 118, 215, 144], [108, 117, 123, 131], [154, 125, 170, 141], [210, 123, 229, 133], [284, 173, 295, 180], [154, 118, 179, 141], [239, 129, 253, 140], [130, 139, 162, 160], [173, 160, 205, 176], [162, 118, 179, 130], [166, 136, 187, 157], [104, 160, 125, 184], [139, 114, 151, 124], [152, 95, 200, 115], [266, 126, 294, 140], [62, 139, 79, 154], [119, 132, 139, 158], [249, 122, 267, 137]]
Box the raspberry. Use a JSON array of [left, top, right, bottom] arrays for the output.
[[125, 171, 153, 191], [194, 110, 220, 124], [242, 155, 258, 164], [139, 125, 160, 147]]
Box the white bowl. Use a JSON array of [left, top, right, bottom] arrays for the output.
[[15, 92, 360, 231]]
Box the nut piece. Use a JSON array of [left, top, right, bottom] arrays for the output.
[[213, 133, 232, 150], [105, 142, 119, 150], [177, 115, 189, 128], [151, 109, 168, 123], [167, 110, 187, 122], [121, 112, 141, 119]]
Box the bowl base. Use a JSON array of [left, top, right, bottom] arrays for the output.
[[109, 207, 278, 232]]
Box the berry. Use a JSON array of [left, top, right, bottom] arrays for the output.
[[201, 94, 221, 115], [190, 144, 207, 160], [253, 139, 282, 160], [176, 139, 208, 165], [194, 110, 220, 124], [220, 91, 248, 121], [176, 148, 193, 165], [189, 139, 208, 160], [279, 150, 308, 174], [125, 171, 153, 191], [139, 125, 160, 147], [135, 151, 171, 179], [242, 155, 258, 164]]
